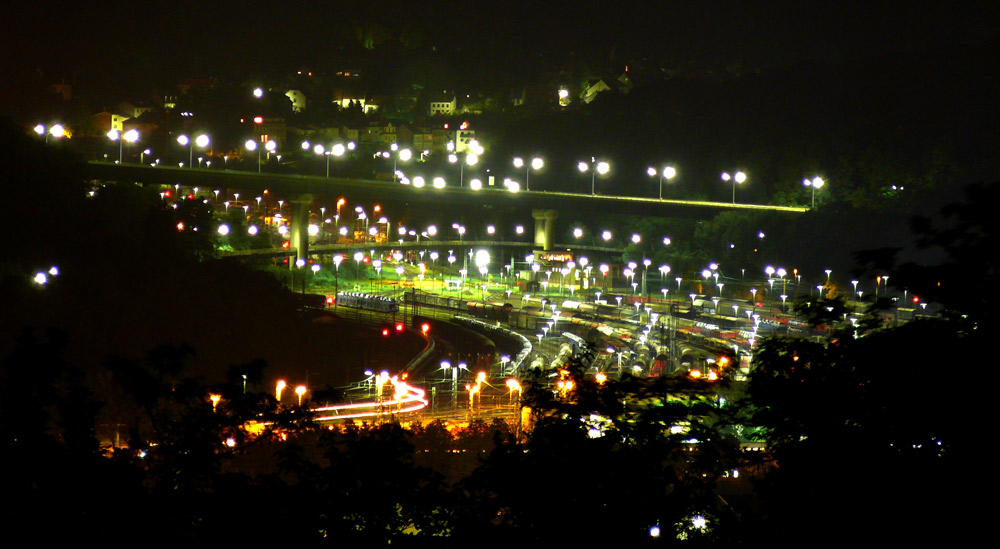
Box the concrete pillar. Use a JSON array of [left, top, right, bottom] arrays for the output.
[[531, 209, 558, 251], [288, 193, 314, 269]]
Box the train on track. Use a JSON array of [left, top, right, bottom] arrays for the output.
[[336, 291, 400, 313]]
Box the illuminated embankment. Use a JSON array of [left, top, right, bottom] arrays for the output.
[[312, 374, 428, 421]]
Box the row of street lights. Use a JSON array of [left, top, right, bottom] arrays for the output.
[[40, 121, 828, 204]]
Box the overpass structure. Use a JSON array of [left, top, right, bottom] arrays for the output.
[[86, 162, 808, 265]]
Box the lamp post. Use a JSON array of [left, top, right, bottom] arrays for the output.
[[107, 129, 139, 164], [311, 142, 347, 177], [276, 380, 286, 404], [513, 157, 544, 191], [177, 134, 209, 168], [578, 158, 610, 196], [803, 176, 825, 208], [247, 139, 275, 172], [658, 264, 671, 289], [646, 165, 677, 200], [34, 123, 65, 143], [721, 171, 747, 204], [379, 145, 412, 183], [642, 259, 652, 298], [450, 151, 479, 187]]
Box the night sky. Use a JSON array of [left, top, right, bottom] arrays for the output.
[[4, 0, 998, 114]]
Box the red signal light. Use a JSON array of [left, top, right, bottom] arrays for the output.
[[382, 327, 390, 337], [421, 323, 430, 334], [282, 241, 290, 249], [187, 193, 194, 200], [912, 296, 920, 303], [362, 257, 369, 263], [395, 323, 404, 332], [326, 296, 334, 305], [164, 189, 172, 197]]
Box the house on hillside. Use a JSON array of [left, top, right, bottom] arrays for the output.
[[285, 89, 307, 113], [92, 111, 130, 134], [122, 111, 162, 136], [247, 116, 287, 147], [513, 85, 558, 108], [399, 124, 433, 152], [428, 91, 456, 116], [332, 87, 379, 114], [117, 101, 154, 118], [582, 72, 634, 104]]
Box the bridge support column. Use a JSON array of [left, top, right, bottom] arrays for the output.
[[288, 194, 314, 269], [531, 209, 558, 251]]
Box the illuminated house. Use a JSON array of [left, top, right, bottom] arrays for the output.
[[428, 91, 456, 116], [92, 111, 130, 133]]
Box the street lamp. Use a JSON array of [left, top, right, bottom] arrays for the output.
[[646, 165, 677, 200], [34, 123, 65, 143], [513, 157, 544, 190], [803, 176, 825, 208], [380, 145, 412, 183], [107, 129, 139, 164], [276, 380, 287, 404], [244, 139, 274, 172], [721, 171, 747, 204], [449, 151, 478, 187], [177, 133, 209, 168], [311, 142, 347, 177], [642, 258, 652, 297], [658, 265, 671, 290], [578, 158, 610, 196]]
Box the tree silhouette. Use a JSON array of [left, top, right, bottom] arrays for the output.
[[743, 183, 996, 543]]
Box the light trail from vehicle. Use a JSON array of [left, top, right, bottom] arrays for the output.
[[312, 375, 428, 421]]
